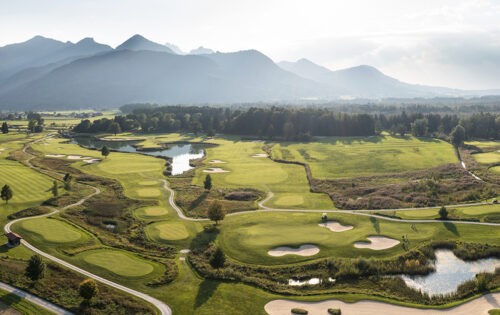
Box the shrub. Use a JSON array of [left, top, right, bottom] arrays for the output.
[[291, 308, 308, 314], [328, 309, 341, 315]]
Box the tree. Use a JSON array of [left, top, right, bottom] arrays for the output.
[[204, 174, 212, 190], [411, 118, 429, 137], [1, 122, 8, 134], [51, 180, 59, 197], [209, 247, 226, 269], [79, 279, 99, 301], [207, 201, 225, 225], [439, 206, 448, 220], [63, 173, 72, 190], [101, 145, 110, 159], [25, 255, 46, 282], [1, 185, 13, 204], [450, 125, 466, 147], [108, 122, 122, 136]]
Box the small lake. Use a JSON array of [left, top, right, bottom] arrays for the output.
[[400, 249, 500, 296], [72, 137, 205, 175]]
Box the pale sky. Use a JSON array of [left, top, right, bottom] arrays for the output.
[[1, 0, 500, 89]]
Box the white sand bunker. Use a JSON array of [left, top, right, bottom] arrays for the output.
[[209, 160, 226, 164], [0, 148, 7, 151], [83, 158, 101, 164], [354, 236, 400, 250], [265, 293, 500, 315], [67, 155, 92, 160], [45, 154, 66, 158], [268, 244, 319, 257], [203, 167, 230, 173], [252, 153, 268, 158], [319, 221, 353, 232]]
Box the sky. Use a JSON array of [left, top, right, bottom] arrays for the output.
[[1, 0, 500, 89]]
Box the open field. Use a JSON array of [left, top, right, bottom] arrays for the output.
[[218, 211, 500, 265], [271, 135, 458, 179]]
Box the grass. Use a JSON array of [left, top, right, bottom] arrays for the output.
[[190, 137, 333, 209], [466, 140, 500, 149], [271, 135, 457, 179], [78, 249, 157, 278], [217, 211, 500, 265], [18, 218, 83, 243], [135, 206, 169, 219], [147, 221, 191, 241], [395, 204, 500, 222], [473, 152, 500, 164], [0, 289, 53, 315]]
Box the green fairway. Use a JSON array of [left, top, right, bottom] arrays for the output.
[[473, 152, 500, 164], [218, 211, 500, 265], [466, 140, 500, 149], [17, 218, 83, 243], [271, 135, 457, 179], [147, 221, 190, 241], [192, 138, 333, 209], [79, 249, 157, 277], [135, 206, 169, 219], [396, 204, 500, 221]]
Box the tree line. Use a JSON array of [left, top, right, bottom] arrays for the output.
[[72, 105, 500, 140]]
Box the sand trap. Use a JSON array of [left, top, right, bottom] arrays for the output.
[[203, 167, 230, 173], [0, 148, 7, 151], [67, 155, 87, 160], [319, 221, 354, 232], [83, 158, 101, 164], [268, 244, 319, 257], [265, 292, 500, 314], [209, 159, 226, 164], [180, 249, 191, 254], [354, 236, 400, 250], [45, 154, 66, 158], [252, 153, 268, 158]]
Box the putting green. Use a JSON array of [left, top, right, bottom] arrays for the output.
[[138, 180, 158, 186], [274, 195, 304, 207], [81, 250, 155, 277], [20, 218, 82, 243], [136, 188, 161, 198], [473, 152, 500, 164], [149, 222, 190, 241], [142, 206, 168, 216]]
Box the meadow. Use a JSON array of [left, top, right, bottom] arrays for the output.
[[271, 135, 457, 179]]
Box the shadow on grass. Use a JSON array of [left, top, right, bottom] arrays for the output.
[[194, 279, 220, 308], [0, 244, 9, 253], [370, 217, 380, 234], [443, 221, 460, 236], [190, 227, 219, 251], [0, 291, 23, 308], [189, 191, 209, 211]]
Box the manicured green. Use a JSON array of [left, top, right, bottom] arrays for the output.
[[271, 135, 457, 179], [19, 218, 82, 243], [218, 211, 500, 265], [473, 152, 500, 164], [135, 206, 169, 219], [79, 249, 156, 277]]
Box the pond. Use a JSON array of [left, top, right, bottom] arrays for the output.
[[72, 137, 205, 175], [400, 249, 500, 296]]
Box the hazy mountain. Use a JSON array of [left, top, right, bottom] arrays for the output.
[[116, 34, 174, 53], [0, 49, 334, 109], [165, 42, 184, 54], [278, 58, 441, 98], [0, 36, 111, 81], [189, 46, 215, 55]]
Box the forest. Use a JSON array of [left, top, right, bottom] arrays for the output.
[[72, 105, 500, 140]]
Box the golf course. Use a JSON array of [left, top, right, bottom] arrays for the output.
[[1, 125, 499, 315]]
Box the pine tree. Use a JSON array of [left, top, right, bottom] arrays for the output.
[[204, 174, 212, 190], [25, 255, 46, 281], [209, 247, 226, 269], [1, 122, 8, 134], [1, 184, 13, 204]]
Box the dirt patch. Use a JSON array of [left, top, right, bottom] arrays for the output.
[[268, 244, 319, 257], [203, 167, 229, 173], [319, 221, 353, 232], [354, 236, 400, 250]]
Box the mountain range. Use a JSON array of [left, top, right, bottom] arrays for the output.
[[0, 35, 498, 110]]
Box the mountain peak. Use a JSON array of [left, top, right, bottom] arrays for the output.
[[189, 46, 214, 55], [116, 35, 173, 53]]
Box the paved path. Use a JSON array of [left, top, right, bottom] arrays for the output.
[[0, 282, 72, 315], [4, 136, 173, 315]]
